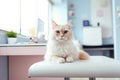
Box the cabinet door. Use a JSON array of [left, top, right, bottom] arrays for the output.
[[0, 57, 8, 80], [9, 56, 63, 80]]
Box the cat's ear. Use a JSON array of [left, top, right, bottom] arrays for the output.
[[66, 20, 72, 27], [52, 21, 58, 29]]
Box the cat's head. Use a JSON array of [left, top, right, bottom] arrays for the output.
[[51, 20, 73, 42]]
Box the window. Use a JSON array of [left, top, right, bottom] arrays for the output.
[[0, 0, 49, 39], [21, 0, 49, 38], [0, 0, 20, 32]]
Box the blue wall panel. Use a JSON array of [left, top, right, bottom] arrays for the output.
[[68, 0, 91, 43], [112, 0, 120, 60]]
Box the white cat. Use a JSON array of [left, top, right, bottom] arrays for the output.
[[44, 21, 89, 63]]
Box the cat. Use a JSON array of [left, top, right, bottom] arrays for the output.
[[44, 20, 89, 63]]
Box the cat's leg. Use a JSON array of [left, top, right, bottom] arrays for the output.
[[66, 56, 74, 62], [51, 55, 65, 63], [79, 50, 90, 60]]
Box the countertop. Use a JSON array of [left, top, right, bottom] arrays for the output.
[[0, 43, 46, 47], [0, 43, 47, 56]]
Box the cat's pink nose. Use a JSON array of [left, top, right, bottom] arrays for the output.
[[61, 35, 64, 37]]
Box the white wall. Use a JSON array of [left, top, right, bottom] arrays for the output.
[[91, 0, 113, 39]]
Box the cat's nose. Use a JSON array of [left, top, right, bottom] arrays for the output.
[[61, 34, 64, 37]]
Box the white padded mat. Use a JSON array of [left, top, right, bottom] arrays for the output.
[[28, 56, 120, 78]]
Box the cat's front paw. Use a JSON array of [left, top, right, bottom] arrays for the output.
[[57, 58, 65, 63], [66, 57, 74, 62]]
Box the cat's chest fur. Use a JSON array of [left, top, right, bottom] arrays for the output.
[[47, 40, 77, 57]]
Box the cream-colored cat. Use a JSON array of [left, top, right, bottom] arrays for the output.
[[44, 21, 89, 63]]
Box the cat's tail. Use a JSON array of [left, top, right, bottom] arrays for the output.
[[79, 50, 90, 60]]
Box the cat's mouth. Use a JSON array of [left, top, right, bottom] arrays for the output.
[[56, 37, 68, 41]]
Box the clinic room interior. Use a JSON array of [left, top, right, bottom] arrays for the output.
[[0, 0, 120, 80]]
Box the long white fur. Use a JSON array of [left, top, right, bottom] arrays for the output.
[[44, 21, 88, 63], [44, 33, 80, 62]]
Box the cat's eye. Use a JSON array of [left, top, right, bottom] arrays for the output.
[[64, 30, 68, 34], [56, 30, 60, 33]]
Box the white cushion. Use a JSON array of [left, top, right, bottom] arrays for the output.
[[28, 56, 120, 78]]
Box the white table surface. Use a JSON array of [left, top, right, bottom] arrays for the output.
[[28, 56, 120, 78]]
